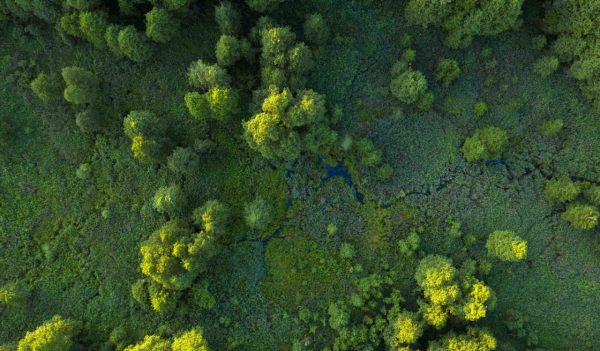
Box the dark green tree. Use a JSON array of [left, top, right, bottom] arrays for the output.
[[435, 58, 460, 87], [146, 6, 178, 43], [215, 1, 240, 35], [215, 35, 241, 67], [153, 184, 185, 215], [119, 25, 153, 62], [61, 66, 99, 105], [187, 60, 231, 90], [30, 72, 63, 102], [303, 13, 330, 47]]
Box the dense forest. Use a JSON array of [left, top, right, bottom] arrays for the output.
[[1, 0, 600, 350]]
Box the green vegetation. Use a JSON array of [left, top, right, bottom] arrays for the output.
[[2, 1, 600, 350]]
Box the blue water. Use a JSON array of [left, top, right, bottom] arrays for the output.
[[484, 159, 504, 166]]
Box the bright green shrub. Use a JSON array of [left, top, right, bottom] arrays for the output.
[[124, 335, 171, 351], [435, 58, 460, 87], [405, 0, 524, 48], [486, 230, 527, 261], [146, 7, 178, 43], [189, 281, 215, 310], [79, 11, 107, 48], [140, 219, 218, 290], [215, 1, 240, 35], [390, 68, 427, 104], [462, 127, 508, 161], [474, 101, 488, 117], [118, 26, 153, 62], [428, 328, 496, 351], [246, 0, 279, 12], [17, 316, 77, 351], [387, 311, 423, 346], [244, 196, 275, 232], [544, 177, 580, 203], [187, 60, 231, 90], [215, 35, 241, 66], [534, 55, 559, 78], [561, 204, 599, 229], [243, 87, 337, 160], [30, 72, 63, 102], [153, 184, 185, 214], [184, 91, 210, 120], [304, 13, 330, 47], [61, 66, 99, 105], [540, 118, 563, 136], [172, 328, 209, 351]]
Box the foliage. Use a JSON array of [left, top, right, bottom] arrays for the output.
[[171, 328, 209, 351], [30, 73, 63, 102], [461, 127, 508, 161], [146, 7, 178, 44], [246, 0, 279, 13], [435, 58, 460, 87], [540, 118, 563, 136], [486, 230, 527, 261], [534, 55, 559, 78], [405, 0, 524, 48], [544, 177, 579, 204], [17, 316, 77, 351], [187, 60, 231, 90], [153, 184, 185, 215], [304, 13, 330, 47], [561, 204, 599, 230], [119, 26, 153, 62], [79, 11, 108, 48], [61, 66, 99, 105], [243, 87, 337, 160], [215, 35, 241, 67], [473, 101, 488, 117], [215, 1, 240, 36]]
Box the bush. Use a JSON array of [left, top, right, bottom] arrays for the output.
[[435, 58, 460, 87], [140, 219, 217, 290], [79, 11, 107, 48], [215, 1, 240, 35], [474, 101, 488, 117], [534, 56, 559, 78], [486, 230, 527, 261], [146, 7, 178, 43], [153, 184, 185, 215], [61, 66, 99, 105], [215, 35, 241, 66], [540, 118, 563, 136], [390, 68, 428, 104], [30, 72, 63, 102], [172, 328, 210, 351], [75, 109, 104, 133], [244, 196, 275, 232], [544, 177, 579, 204], [304, 13, 330, 47], [187, 60, 231, 90], [461, 127, 508, 161], [246, 0, 279, 12], [105, 25, 124, 58], [561, 204, 599, 230], [17, 315, 77, 351], [118, 26, 153, 62]]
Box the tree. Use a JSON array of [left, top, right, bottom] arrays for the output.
[[428, 328, 496, 351], [435, 58, 460, 87], [215, 35, 241, 66], [461, 127, 508, 161], [172, 328, 210, 351], [244, 196, 275, 232], [30, 72, 63, 102], [59, 13, 83, 38], [123, 335, 171, 351], [75, 109, 104, 133], [79, 11, 108, 48], [304, 13, 330, 47], [184, 91, 210, 120], [140, 219, 217, 290], [215, 1, 240, 35], [187, 60, 231, 90], [66, 0, 98, 10], [123, 110, 165, 139], [534, 55, 559, 78], [585, 185, 600, 206], [119, 25, 153, 62], [123, 110, 171, 163], [192, 200, 230, 239], [540, 118, 563, 136], [486, 230, 527, 261], [386, 311, 423, 347], [390, 68, 428, 105], [163, 0, 192, 11], [105, 24, 124, 58], [474, 101, 488, 117], [17, 315, 77, 351], [561, 204, 599, 230], [61, 66, 99, 105], [405, 0, 524, 49], [204, 86, 239, 122], [246, 0, 279, 13], [153, 184, 185, 215], [167, 147, 200, 174], [544, 177, 579, 203], [146, 7, 178, 43], [243, 87, 337, 160], [414, 255, 459, 328]]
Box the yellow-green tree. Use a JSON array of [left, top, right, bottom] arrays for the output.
[[486, 230, 527, 261]]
